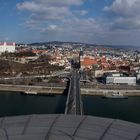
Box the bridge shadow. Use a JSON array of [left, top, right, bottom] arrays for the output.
[[62, 79, 70, 96], [55, 79, 70, 114]]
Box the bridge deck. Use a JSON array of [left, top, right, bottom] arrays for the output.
[[65, 69, 83, 115]]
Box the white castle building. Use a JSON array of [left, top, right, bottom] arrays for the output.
[[0, 42, 15, 53]]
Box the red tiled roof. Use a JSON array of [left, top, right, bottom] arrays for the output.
[[0, 42, 15, 46], [32, 50, 48, 53], [81, 57, 97, 66]]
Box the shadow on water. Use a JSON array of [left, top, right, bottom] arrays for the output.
[[55, 80, 70, 113], [18, 80, 70, 115]]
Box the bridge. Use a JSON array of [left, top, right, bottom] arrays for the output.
[[65, 68, 83, 115]]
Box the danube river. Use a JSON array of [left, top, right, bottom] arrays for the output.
[[0, 92, 140, 124]]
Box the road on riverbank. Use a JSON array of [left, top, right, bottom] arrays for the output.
[[0, 84, 140, 96]]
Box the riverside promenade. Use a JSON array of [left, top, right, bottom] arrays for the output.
[[0, 84, 65, 95], [81, 88, 140, 96], [1, 84, 140, 96]]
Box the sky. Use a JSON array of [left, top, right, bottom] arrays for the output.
[[1, 0, 140, 46]]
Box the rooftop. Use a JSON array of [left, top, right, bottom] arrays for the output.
[[0, 42, 15, 46], [0, 114, 140, 140]]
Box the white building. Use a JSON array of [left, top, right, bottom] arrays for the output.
[[106, 77, 136, 85], [0, 42, 15, 53]]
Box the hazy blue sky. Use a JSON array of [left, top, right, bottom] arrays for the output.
[[1, 0, 140, 45]]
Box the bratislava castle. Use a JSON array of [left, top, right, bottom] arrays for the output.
[[0, 42, 15, 53]]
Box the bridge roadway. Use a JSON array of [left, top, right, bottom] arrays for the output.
[[65, 68, 83, 115]]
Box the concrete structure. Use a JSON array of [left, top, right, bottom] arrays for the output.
[[65, 69, 83, 115], [106, 77, 136, 85], [137, 73, 140, 80], [0, 42, 15, 53], [0, 114, 140, 140]]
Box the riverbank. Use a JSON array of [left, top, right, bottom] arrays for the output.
[[0, 84, 140, 96], [81, 88, 140, 96], [0, 84, 65, 95]]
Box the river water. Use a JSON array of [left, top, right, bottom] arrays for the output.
[[0, 92, 140, 124]]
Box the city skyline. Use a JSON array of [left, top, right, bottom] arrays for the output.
[[1, 0, 140, 46]]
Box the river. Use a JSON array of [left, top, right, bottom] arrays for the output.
[[0, 92, 140, 124]]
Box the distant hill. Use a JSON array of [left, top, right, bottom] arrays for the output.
[[29, 41, 96, 46], [20, 41, 139, 50]]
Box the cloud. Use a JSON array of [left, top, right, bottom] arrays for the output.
[[110, 17, 140, 30], [16, 0, 99, 42], [104, 0, 140, 17], [62, 18, 102, 34], [104, 0, 140, 30], [17, 1, 72, 20], [16, 0, 140, 45], [38, 17, 105, 44], [74, 10, 88, 16], [16, 0, 95, 33], [17, 0, 85, 19], [34, 0, 84, 6], [48, 24, 57, 30]]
